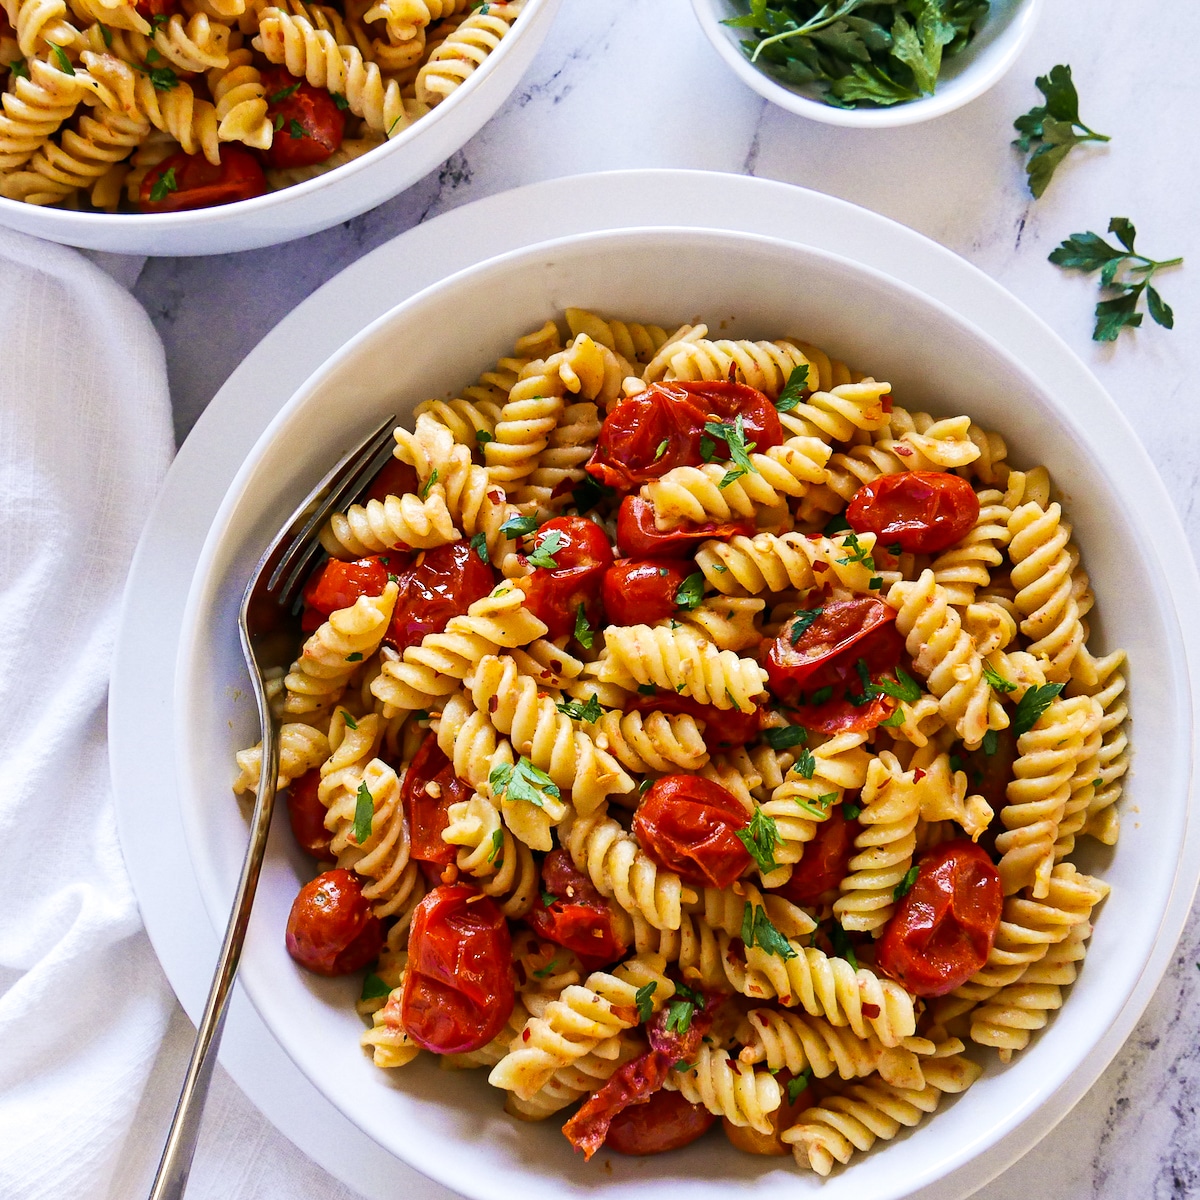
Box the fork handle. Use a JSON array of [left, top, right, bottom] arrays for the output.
[[147, 716, 281, 1200]]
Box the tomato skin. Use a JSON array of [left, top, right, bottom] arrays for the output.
[[626, 691, 760, 750], [633, 775, 752, 889], [517, 516, 614, 639], [605, 1089, 716, 1156], [286, 768, 332, 859], [774, 804, 861, 905], [303, 555, 391, 621], [876, 839, 1003, 997], [400, 883, 514, 1055], [617, 495, 755, 559], [363, 456, 420, 505], [602, 558, 691, 627], [261, 67, 345, 169], [527, 849, 627, 967], [401, 732, 471, 865], [285, 868, 383, 976], [134, 0, 177, 16], [846, 471, 981, 555], [138, 147, 266, 213], [588, 380, 783, 492], [385, 539, 494, 653]]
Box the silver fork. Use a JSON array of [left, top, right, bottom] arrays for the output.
[[148, 414, 398, 1200]]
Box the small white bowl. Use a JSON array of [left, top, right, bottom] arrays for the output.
[[691, 0, 1042, 126], [176, 225, 1191, 1200], [0, 0, 560, 256]]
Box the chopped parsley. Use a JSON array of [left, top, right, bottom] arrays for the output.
[[634, 980, 657, 1023], [775, 363, 809, 413], [793, 791, 836, 819], [788, 606, 824, 645], [893, 864, 920, 901], [526, 528, 566, 570], [1011, 682, 1065, 738], [269, 80, 301, 103], [809, 685, 833, 705], [148, 166, 177, 204], [829, 922, 858, 971], [49, 43, 74, 74], [982, 661, 1016, 694], [556, 693, 602, 723], [654, 438, 669, 460], [288, 118, 306, 139], [540, 890, 557, 907], [342, 712, 358, 731], [981, 729, 999, 756], [360, 972, 390, 1001], [794, 748, 816, 779], [532, 958, 559, 979], [740, 902, 797, 960], [500, 514, 539, 539], [489, 757, 561, 808], [637, 684, 658, 696], [764, 723, 807, 750], [345, 651, 363, 662], [353, 781, 374, 845], [735, 808, 782, 875], [842, 802, 862, 820], [487, 828, 504, 864], [704, 414, 758, 489], [786, 1070, 812, 1103], [674, 571, 705, 611], [9, 58, 29, 79], [664, 983, 705, 1034], [419, 468, 438, 500], [470, 530, 488, 563], [475, 428, 493, 445], [574, 603, 594, 648], [835, 531, 875, 571], [330, 91, 350, 110], [823, 512, 852, 536]]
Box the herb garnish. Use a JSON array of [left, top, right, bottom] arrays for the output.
[[49, 43, 75, 74], [470, 530, 488, 563], [1013, 65, 1109, 198], [572, 603, 595, 648], [342, 711, 358, 731], [556, 693, 602, 723], [829, 922, 858, 970], [526, 528, 566, 570], [486, 828, 504, 864], [674, 571, 705, 611], [764, 723, 807, 750], [740, 902, 797, 959], [489, 756, 561, 808], [1011, 681, 1065, 738], [149, 166, 177, 204], [665, 983, 705, 1034], [982, 661, 1016, 693], [360, 972, 390, 1001], [634, 980, 657, 1023], [789, 606, 824, 645], [704, 414, 757, 489], [736, 809, 783, 875], [353, 781, 374, 845], [269, 80, 301, 103], [775, 363, 809, 412], [500, 514, 539, 539], [893, 864, 919, 900], [794, 748, 817, 779], [786, 1070, 813, 1102]]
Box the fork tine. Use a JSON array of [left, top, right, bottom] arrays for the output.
[[266, 415, 397, 598]]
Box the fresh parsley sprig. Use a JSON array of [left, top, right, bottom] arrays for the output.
[[674, 571, 705, 611], [1010, 681, 1064, 738], [775, 363, 809, 412], [489, 756, 561, 808], [736, 809, 783, 875], [1013, 65, 1109, 198], [704, 414, 758, 489], [555, 693, 602, 723], [526, 528, 566, 569], [1049, 218, 1183, 342], [740, 902, 797, 959]]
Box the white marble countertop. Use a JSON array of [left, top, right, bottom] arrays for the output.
[[107, 0, 1199, 1195]]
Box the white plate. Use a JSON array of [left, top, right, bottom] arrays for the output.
[[110, 169, 1200, 1200]]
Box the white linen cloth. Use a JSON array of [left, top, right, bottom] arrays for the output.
[[0, 230, 365, 1200]]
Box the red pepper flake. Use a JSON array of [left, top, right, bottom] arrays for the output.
[[913, 768, 926, 782], [522, 1028, 531, 1041], [488, 695, 499, 713], [813, 561, 828, 572], [862, 1002, 881, 1019], [894, 445, 913, 458]]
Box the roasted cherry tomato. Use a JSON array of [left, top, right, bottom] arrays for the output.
[[135, 0, 177, 17], [767, 598, 905, 733], [400, 883, 514, 1054], [286, 768, 332, 859], [626, 690, 760, 750], [587, 380, 784, 492], [385, 538, 494, 652], [301, 555, 392, 630], [527, 849, 627, 967], [633, 775, 752, 889], [285, 868, 383, 976], [517, 516, 614, 639], [601, 558, 692, 627], [605, 1089, 716, 1156], [876, 839, 1003, 997], [138, 147, 266, 213], [774, 803, 861, 906], [363, 456, 420, 505], [722, 1069, 812, 1156], [616, 495, 755, 559], [846, 471, 981, 555], [400, 732, 471, 865], [261, 66, 346, 170]]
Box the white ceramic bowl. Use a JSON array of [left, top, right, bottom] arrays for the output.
[[691, 0, 1042, 127], [177, 226, 1189, 1200], [0, 0, 560, 256]]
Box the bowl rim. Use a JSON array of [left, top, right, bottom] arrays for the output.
[[0, 0, 557, 230], [176, 223, 1190, 1200], [689, 0, 1044, 127]]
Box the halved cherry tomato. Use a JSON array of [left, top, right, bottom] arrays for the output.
[[286, 768, 331, 859], [400, 732, 470, 865], [876, 839, 1003, 997], [363, 456, 420, 505], [138, 147, 266, 213], [400, 883, 514, 1054], [766, 596, 904, 707], [587, 380, 784, 492], [633, 775, 752, 889], [302, 555, 392, 631], [602, 558, 692, 627], [527, 849, 627, 968], [773, 804, 861, 906], [285, 868, 383, 975], [846, 471, 981, 555], [261, 66, 346, 170], [385, 538, 494, 652], [516, 516, 614, 639], [606, 1089, 716, 1156], [626, 690, 760, 751], [617, 495, 755, 559], [792, 690, 897, 735]]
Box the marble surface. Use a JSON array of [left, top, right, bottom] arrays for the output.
[[108, 0, 1199, 1195]]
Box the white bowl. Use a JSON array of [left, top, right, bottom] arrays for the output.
[[0, 0, 560, 257], [177, 226, 1189, 1200], [691, 0, 1042, 127]]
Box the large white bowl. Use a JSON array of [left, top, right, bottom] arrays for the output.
[[691, 0, 1042, 127], [0, 0, 560, 256], [176, 226, 1189, 1200]]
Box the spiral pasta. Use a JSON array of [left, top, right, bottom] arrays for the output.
[[648, 336, 810, 399], [593, 707, 709, 774], [664, 1046, 782, 1133], [232, 719, 329, 795], [207, 46, 271, 148], [413, 0, 520, 108], [696, 530, 881, 597]]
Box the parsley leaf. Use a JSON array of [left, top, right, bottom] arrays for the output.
[[556, 693, 602, 723], [289, 118, 308, 139], [49, 43, 75, 74], [873, 667, 921, 703], [573, 603, 594, 648], [893, 864, 919, 900], [500, 514, 539, 539], [1050, 218, 1182, 342], [775, 363, 809, 412], [418, 468, 438, 500], [982, 661, 1016, 694], [880, 706, 906, 728], [789, 606, 824, 645], [829, 922, 858, 971], [1013, 65, 1109, 198], [637, 683, 657, 696], [835, 531, 875, 571], [474, 427, 493, 445], [532, 958, 558, 978], [10, 58, 29, 79], [794, 748, 817, 779], [486, 828, 504, 864], [674, 571, 705, 612], [353, 781, 374, 845], [634, 980, 657, 1023], [331, 90, 350, 110], [149, 166, 177, 204], [268, 80, 301, 103], [489, 757, 561, 808], [842, 801, 861, 820], [360, 972, 391, 1001], [793, 790, 836, 818], [809, 685, 833, 705], [526, 528, 566, 570], [786, 1069, 812, 1103], [470, 530, 488, 563], [981, 729, 998, 756], [735, 808, 782, 875], [665, 984, 705, 1034], [1011, 682, 1065, 738], [740, 901, 797, 959], [571, 475, 613, 512], [540, 890, 557, 907], [654, 438, 669, 460], [704, 414, 758, 489], [764, 723, 807, 750], [342, 711, 358, 731], [823, 512, 852, 536]]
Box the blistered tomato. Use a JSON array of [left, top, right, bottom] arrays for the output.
[[846, 471, 980, 555], [285, 868, 383, 975]]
